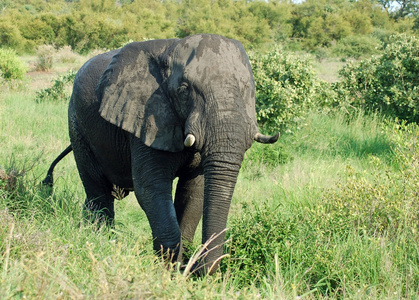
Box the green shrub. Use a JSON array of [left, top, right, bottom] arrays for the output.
[[314, 46, 331, 62], [335, 34, 419, 122], [176, 0, 270, 49], [35, 70, 76, 103], [312, 120, 418, 240], [226, 120, 419, 296], [250, 47, 337, 133], [0, 48, 27, 81], [57, 14, 125, 54], [331, 35, 382, 59], [317, 120, 418, 239], [0, 22, 26, 52], [242, 141, 292, 170], [307, 122, 419, 293], [20, 18, 56, 46], [225, 199, 300, 286]]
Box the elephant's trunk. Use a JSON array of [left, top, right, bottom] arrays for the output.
[[200, 151, 242, 274]]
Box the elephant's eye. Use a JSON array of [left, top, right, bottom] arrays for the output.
[[178, 82, 189, 94]]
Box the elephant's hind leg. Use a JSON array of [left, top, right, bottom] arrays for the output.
[[83, 186, 115, 226], [70, 129, 115, 226], [78, 164, 115, 226]]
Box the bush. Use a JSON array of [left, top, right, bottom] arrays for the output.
[[20, 18, 56, 46], [55, 46, 80, 64], [317, 119, 419, 240], [331, 35, 382, 59], [0, 22, 26, 52], [0, 156, 65, 218], [0, 48, 27, 81], [335, 34, 419, 122], [176, 0, 270, 49], [56, 14, 125, 54], [35, 70, 76, 103], [226, 120, 419, 296], [250, 47, 337, 133], [225, 199, 300, 286], [35, 45, 55, 71]]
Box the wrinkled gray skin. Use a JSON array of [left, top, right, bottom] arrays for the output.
[[66, 34, 278, 274]]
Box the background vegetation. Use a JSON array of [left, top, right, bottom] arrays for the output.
[[1, 0, 419, 298], [0, 0, 418, 55]]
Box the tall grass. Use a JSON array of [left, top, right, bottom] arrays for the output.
[[227, 111, 418, 298], [1, 79, 418, 298]]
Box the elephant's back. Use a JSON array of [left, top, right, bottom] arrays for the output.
[[69, 49, 120, 135], [71, 49, 120, 108]]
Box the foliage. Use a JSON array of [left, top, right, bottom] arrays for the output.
[[318, 121, 418, 240], [3, 70, 419, 297], [35, 71, 76, 103], [0, 158, 51, 215], [290, 0, 380, 50], [35, 44, 55, 71], [120, 0, 177, 42], [0, 48, 27, 81], [0, 21, 26, 52], [331, 35, 382, 59], [176, 0, 271, 49], [0, 0, 416, 54], [378, 0, 419, 20], [226, 116, 419, 297], [54, 45, 80, 64], [20, 16, 57, 48], [336, 34, 419, 122], [247, 0, 293, 42], [55, 13, 126, 54], [225, 199, 299, 286], [250, 46, 337, 133]]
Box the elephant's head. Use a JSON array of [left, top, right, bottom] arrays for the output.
[[96, 34, 278, 274]]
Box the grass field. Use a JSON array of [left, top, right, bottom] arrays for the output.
[[1, 56, 418, 299]]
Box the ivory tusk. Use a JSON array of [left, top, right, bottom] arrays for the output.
[[254, 132, 280, 144], [184, 134, 196, 147]]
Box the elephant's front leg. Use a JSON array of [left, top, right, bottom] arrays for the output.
[[174, 174, 204, 241], [174, 174, 204, 263], [131, 147, 181, 260]]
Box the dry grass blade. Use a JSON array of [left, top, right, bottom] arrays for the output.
[[1, 223, 14, 278], [183, 229, 229, 277], [111, 184, 127, 200]]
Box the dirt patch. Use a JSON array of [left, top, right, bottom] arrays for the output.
[[27, 71, 58, 90]]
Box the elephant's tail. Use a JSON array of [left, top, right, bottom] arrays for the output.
[[42, 145, 73, 187]]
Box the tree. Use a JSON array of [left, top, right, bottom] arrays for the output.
[[176, 0, 270, 49], [377, 0, 418, 20], [394, 0, 418, 19]]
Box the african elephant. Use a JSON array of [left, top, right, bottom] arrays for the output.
[[43, 34, 279, 275]]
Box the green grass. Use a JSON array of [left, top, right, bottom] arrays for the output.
[[227, 111, 418, 298], [312, 57, 348, 83], [1, 66, 418, 298]]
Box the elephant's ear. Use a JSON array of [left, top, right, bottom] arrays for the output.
[[97, 40, 184, 152]]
